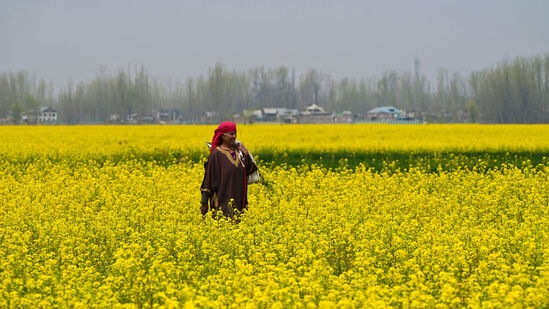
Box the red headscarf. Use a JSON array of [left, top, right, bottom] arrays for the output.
[[210, 121, 237, 152]]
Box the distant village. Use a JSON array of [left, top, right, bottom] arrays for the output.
[[238, 104, 419, 124], [13, 104, 422, 125]]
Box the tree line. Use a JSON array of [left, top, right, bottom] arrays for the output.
[[1, 54, 548, 124]]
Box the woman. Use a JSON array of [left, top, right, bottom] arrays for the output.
[[200, 121, 257, 218]]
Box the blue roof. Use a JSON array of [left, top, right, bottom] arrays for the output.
[[368, 106, 401, 114]]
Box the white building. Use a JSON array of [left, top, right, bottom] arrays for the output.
[[38, 107, 58, 123]]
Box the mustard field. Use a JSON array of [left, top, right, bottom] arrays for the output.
[[1, 124, 548, 308]]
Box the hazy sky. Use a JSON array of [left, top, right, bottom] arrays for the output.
[[1, 0, 548, 86]]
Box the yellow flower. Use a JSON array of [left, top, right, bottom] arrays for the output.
[[0, 124, 547, 307]]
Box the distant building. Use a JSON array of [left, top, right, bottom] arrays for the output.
[[261, 108, 279, 122], [155, 108, 181, 123], [333, 111, 353, 123], [38, 107, 58, 123], [243, 109, 263, 123], [304, 103, 325, 113], [367, 106, 403, 121], [277, 108, 300, 123], [201, 111, 217, 123], [298, 104, 333, 123], [261, 108, 299, 123]]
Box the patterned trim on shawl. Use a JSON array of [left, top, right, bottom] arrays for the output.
[[216, 146, 241, 167]]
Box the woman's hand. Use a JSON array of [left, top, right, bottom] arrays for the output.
[[200, 191, 210, 215], [201, 202, 209, 216]]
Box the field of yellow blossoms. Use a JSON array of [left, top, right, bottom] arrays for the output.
[[1, 124, 548, 308]]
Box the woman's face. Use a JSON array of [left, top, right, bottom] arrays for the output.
[[221, 131, 237, 145]]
